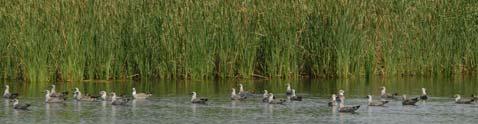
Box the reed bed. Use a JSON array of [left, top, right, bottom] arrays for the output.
[[0, 0, 477, 81]]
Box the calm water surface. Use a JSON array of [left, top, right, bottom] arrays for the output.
[[1, 78, 478, 124]]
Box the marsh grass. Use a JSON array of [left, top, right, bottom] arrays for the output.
[[0, 0, 477, 81]]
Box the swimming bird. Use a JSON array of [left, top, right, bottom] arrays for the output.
[[286, 84, 292, 96], [454, 94, 474, 104], [231, 88, 246, 101], [268, 93, 286, 104], [132, 88, 152, 99], [111, 92, 129, 106], [262, 90, 270, 102], [3, 85, 19, 99], [49, 85, 69, 98], [73, 88, 95, 101], [402, 94, 419, 106], [238, 84, 252, 98], [45, 90, 65, 103], [337, 97, 360, 113], [328, 94, 337, 107], [366, 95, 389, 106], [380, 86, 399, 99], [98, 91, 110, 101], [191, 92, 208, 104], [420, 88, 428, 100], [11, 99, 30, 110], [336, 90, 345, 103], [289, 89, 302, 101]]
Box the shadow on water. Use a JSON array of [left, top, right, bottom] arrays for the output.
[[0, 77, 477, 123]]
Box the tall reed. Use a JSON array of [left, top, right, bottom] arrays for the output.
[[0, 0, 476, 81]]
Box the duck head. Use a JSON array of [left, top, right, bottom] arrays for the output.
[[338, 90, 344, 96], [421, 88, 427, 95], [263, 90, 268, 97], [238, 84, 244, 92], [231, 88, 236, 96], [286, 84, 291, 91], [3, 85, 9, 95], [331, 94, 337, 101], [454, 94, 461, 101], [367, 95, 372, 102], [402, 94, 407, 100], [110, 92, 117, 101], [50, 85, 56, 93], [291, 89, 296, 96], [191, 92, 198, 101], [268, 93, 274, 102], [132, 88, 137, 95], [380, 86, 386, 95]]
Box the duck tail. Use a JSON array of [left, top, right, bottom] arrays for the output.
[[201, 98, 208, 101]]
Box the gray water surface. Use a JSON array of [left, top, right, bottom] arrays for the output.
[[1, 78, 478, 124]]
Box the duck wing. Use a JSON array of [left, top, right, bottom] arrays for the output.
[[456, 99, 474, 104], [134, 93, 152, 99], [339, 105, 360, 113], [269, 99, 286, 104], [369, 100, 388, 106], [402, 99, 418, 105], [14, 103, 31, 110], [290, 96, 303, 101], [192, 98, 208, 104]]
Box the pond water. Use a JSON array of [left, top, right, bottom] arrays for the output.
[[1, 78, 478, 124]]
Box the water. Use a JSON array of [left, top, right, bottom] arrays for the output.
[[1, 78, 478, 124]]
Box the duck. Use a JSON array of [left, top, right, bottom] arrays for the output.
[[191, 92, 208, 104], [328, 94, 337, 107], [11, 99, 30, 110], [231, 88, 246, 101], [262, 90, 270, 102], [111, 92, 130, 106], [268, 93, 286, 104], [98, 91, 110, 101], [45, 90, 65, 103], [366, 95, 389, 106], [49, 85, 69, 98], [336, 90, 345, 103], [3, 85, 19, 99], [73, 88, 95, 101], [238, 84, 252, 98], [380, 86, 399, 99], [132, 88, 152, 99], [402, 94, 419, 106], [289, 89, 302, 101], [420, 88, 428, 100], [286, 84, 292, 96], [337, 97, 360, 113], [454, 94, 474, 104]]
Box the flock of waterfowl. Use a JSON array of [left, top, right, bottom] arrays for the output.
[[3, 84, 478, 113]]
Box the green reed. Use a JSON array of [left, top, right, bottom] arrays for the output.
[[0, 0, 477, 82]]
